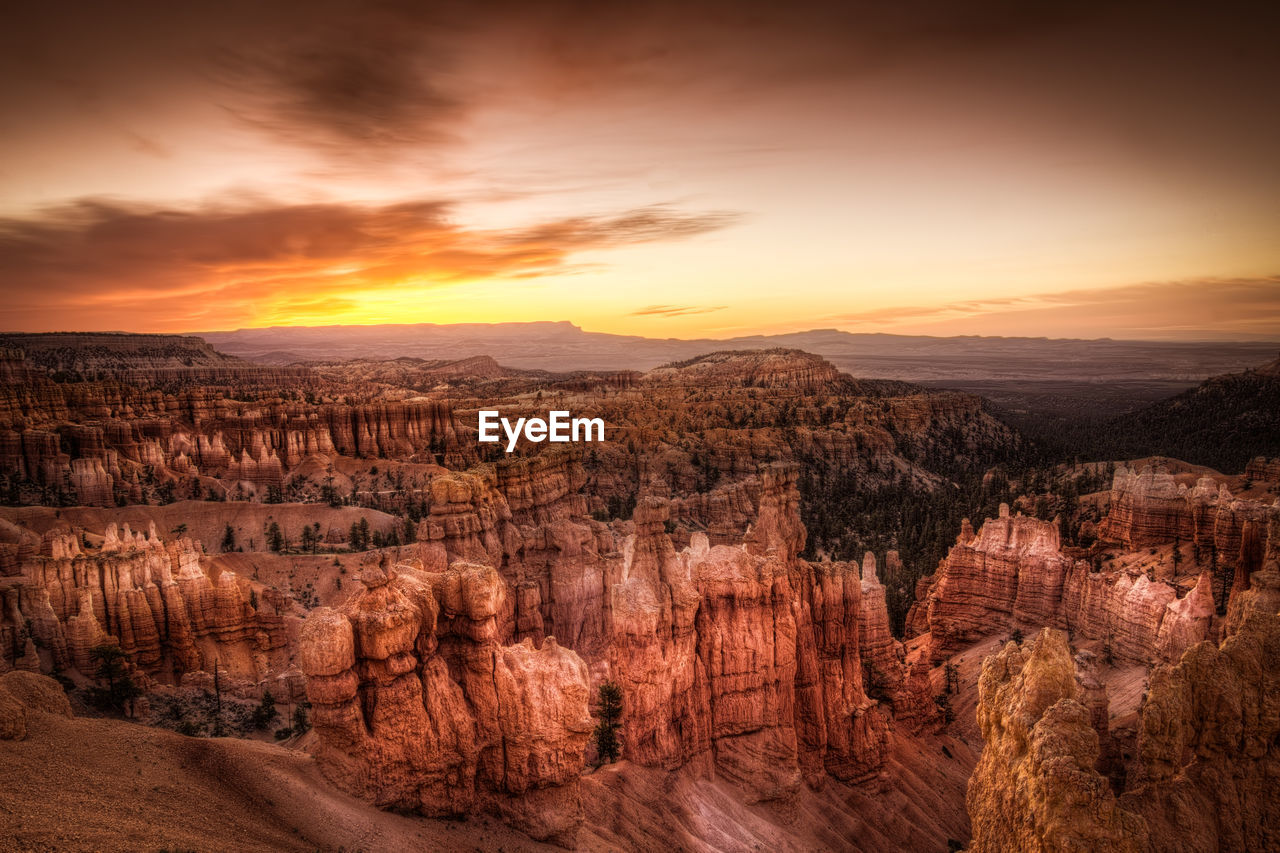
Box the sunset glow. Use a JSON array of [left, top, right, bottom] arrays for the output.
[[1, 1, 1278, 339]]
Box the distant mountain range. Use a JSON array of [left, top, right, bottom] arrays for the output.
[[197, 321, 1277, 384]]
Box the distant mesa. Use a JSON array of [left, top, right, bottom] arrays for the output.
[[194, 322, 1278, 381], [0, 331, 306, 387]]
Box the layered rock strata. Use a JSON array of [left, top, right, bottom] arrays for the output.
[[302, 464, 919, 834], [1123, 568, 1280, 853], [1243, 455, 1280, 482], [914, 501, 1264, 666], [0, 358, 476, 505], [1099, 466, 1277, 574]]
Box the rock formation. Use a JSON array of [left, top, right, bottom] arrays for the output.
[[300, 558, 592, 844], [0, 669, 74, 740], [1123, 571, 1280, 853], [602, 468, 904, 794], [966, 571, 1280, 853], [0, 333, 310, 387], [913, 495, 1266, 666], [857, 552, 906, 702], [966, 629, 1148, 853], [920, 506, 1072, 662], [1244, 455, 1280, 482], [0, 349, 476, 506], [295, 455, 926, 838], [0, 338, 1125, 848], [1099, 465, 1277, 577], [0, 524, 281, 682]]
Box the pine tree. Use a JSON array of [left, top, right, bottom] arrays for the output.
[[934, 691, 955, 725], [944, 662, 960, 694], [267, 522, 284, 552], [292, 702, 311, 733], [221, 523, 236, 552], [212, 657, 224, 736], [593, 681, 623, 764]]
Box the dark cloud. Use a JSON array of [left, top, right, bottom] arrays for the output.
[[214, 2, 464, 152], [6, 1, 1277, 163], [505, 207, 741, 250]]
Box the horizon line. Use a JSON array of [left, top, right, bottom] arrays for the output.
[[2, 323, 1279, 347]]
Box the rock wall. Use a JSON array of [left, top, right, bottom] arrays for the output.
[[0, 524, 282, 683], [1243, 456, 1280, 482], [920, 506, 1072, 661], [0, 371, 476, 504], [918, 506, 1230, 665], [302, 462, 918, 835], [0, 333, 305, 386], [606, 468, 900, 793], [1099, 465, 1277, 572]]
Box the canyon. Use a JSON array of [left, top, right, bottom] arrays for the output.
[[0, 333, 1276, 852]]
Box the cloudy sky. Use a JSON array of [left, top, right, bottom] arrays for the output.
[[1, 0, 1278, 339]]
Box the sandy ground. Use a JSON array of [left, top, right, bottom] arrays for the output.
[[1, 696, 981, 853], [938, 635, 1009, 749], [578, 729, 976, 853], [0, 710, 556, 853]]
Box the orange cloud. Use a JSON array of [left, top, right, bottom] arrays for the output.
[[824, 277, 1280, 340], [631, 305, 728, 317], [0, 197, 739, 331]]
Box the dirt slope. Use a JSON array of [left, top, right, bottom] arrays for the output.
[[0, 709, 555, 853]]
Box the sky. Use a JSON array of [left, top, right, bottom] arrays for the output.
[[1, 0, 1278, 340]]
